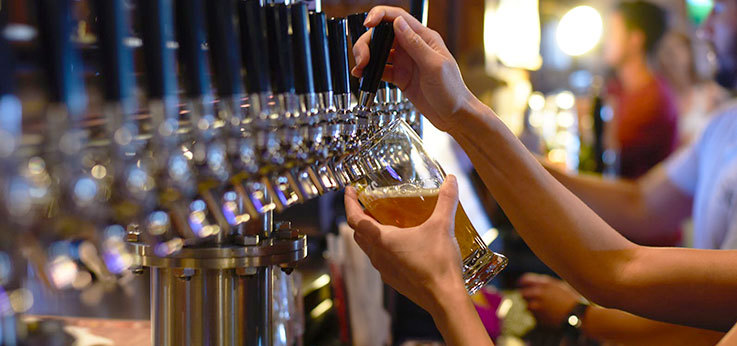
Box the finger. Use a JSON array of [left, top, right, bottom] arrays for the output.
[[526, 301, 541, 310], [364, 6, 429, 40], [427, 175, 459, 227], [344, 187, 382, 238], [352, 31, 371, 76], [519, 287, 541, 300], [392, 16, 441, 69], [518, 273, 546, 287]]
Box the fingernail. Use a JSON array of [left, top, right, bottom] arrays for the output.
[[395, 17, 409, 33], [363, 13, 372, 25]]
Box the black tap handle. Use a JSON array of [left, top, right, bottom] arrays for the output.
[[175, 0, 212, 98], [347, 12, 367, 45], [0, 30, 14, 97], [139, 0, 178, 100], [92, 0, 135, 103], [327, 17, 349, 95], [289, 3, 314, 95], [238, 0, 271, 94], [265, 4, 295, 94], [35, 0, 86, 112], [309, 11, 332, 94], [410, 0, 429, 25], [205, 0, 243, 98], [359, 22, 394, 94]]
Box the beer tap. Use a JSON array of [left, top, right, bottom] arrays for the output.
[[138, 0, 192, 255], [354, 21, 396, 138], [203, 0, 258, 234], [174, 0, 230, 243], [331, 19, 396, 187], [286, 2, 324, 202], [262, 3, 308, 212], [35, 0, 100, 243], [326, 16, 358, 188], [308, 11, 342, 193], [327, 17, 354, 152], [347, 12, 396, 132], [90, 0, 153, 273], [237, 0, 279, 219]]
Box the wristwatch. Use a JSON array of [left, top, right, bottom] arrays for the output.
[[562, 302, 589, 337]]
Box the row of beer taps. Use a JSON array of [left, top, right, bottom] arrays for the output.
[[0, 0, 423, 293]]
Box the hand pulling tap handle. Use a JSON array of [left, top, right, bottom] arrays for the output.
[[35, 0, 86, 117], [309, 12, 332, 94], [204, 0, 243, 98], [91, 0, 135, 104], [289, 3, 315, 96], [139, 0, 178, 100], [327, 17, 349, 96], [265, 3, 295, 95], [238, 0, 271, 94], [348, 12, 390, 93], [175, 0, 212, 99], [358, 22, 395, 95]]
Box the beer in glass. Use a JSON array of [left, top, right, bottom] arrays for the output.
[[352, 120, 507, 295]]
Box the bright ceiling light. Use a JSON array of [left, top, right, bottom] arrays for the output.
[[556, 6, 603, 56]]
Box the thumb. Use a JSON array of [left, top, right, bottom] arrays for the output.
[[393, 16, 439, 69], [428, 175, 459, 228]]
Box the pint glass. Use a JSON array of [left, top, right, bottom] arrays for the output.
[[352, 119, 507, 295]]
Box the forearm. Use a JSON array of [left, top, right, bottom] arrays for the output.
[[449, 99, 635, 300], [582, 306, 724, 345], [428, 282, 494, 346], [448, 98, 737, 330]]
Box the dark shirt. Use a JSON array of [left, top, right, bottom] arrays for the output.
[[608, 76, 679, 178]]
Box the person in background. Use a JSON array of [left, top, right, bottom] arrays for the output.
[[347, 3, 737, 346], [519, 1, 737, 344], [656, 31, 729, 145], [603, 1, 678, 179]]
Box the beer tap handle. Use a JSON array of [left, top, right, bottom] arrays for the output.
[[91, 0, 135, 105], [327, 17, 349, 96], [348, 12, 390, 95], [0, 32, 20, 144], [358, 22, 395, 96], [35, 0, 86, 118], [289, 3, 314, 96], [204, 0, 243, 98], [265, 3, 295, 95], [139, 0, 178, 101], [410, 0, 429, 25], [347, 12, 367, 46], [175, 0, 212, 99], [309, 12, 332, 94], [238, 0, 271, 94]]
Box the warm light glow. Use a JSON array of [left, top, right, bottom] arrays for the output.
[[484, 0, 542, 70], [556, 6, 603, 56], [555, 91, 576, 110], [528, 92, 546, 111], [310, 299, 333, 319]]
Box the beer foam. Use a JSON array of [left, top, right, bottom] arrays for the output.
[[359, 184, 440, 200]]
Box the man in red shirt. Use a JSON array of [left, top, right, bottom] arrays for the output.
[[604, 1, 678, 179]]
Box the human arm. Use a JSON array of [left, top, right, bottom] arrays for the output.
[[344, 177, 493, 346], [519, 273, 724, 345], [541, 162, 692, 245], [353, 6, 737, 331]]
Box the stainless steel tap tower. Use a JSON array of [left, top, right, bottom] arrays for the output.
[[0, 0, 425, 344]]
